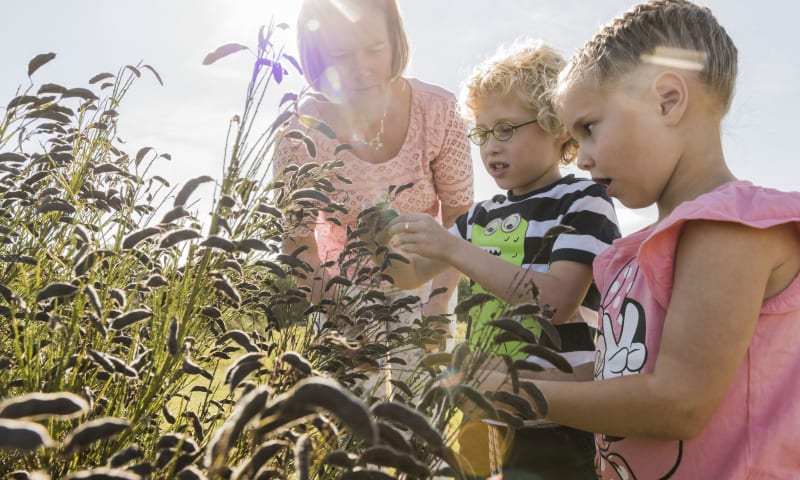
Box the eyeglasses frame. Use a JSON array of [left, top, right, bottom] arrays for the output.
[[468, 119, 539, 146]]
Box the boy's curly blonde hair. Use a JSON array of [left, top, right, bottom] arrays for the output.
[[462, 39, 577, 165], [559, 0, 737, 115]]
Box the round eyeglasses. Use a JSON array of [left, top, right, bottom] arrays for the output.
[[467, 119, 538, 146]]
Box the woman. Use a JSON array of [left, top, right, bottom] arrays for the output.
[[273, 0, 473, 359]]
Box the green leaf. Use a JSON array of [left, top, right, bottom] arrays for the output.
[[298, 115, 336, 139], [279, 92, 297, 107], [268, 109, 294, 136], [88, 72, 114, 84], [28, 52, 55, 76], [124, 65, 141, 77], [63, 88, 98, 101], [141, 64, 164, 86], [203, 43, 249, 65], [38, 83, 66, 95], [6, 95, 37, 110], [283, 53, 303, 75], [285, 130, 316, 158]]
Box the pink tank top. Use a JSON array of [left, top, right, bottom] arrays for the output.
[[593, 181, 800, 479]]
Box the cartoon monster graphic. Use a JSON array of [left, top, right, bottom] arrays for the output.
[[471, 213, 527, 264], [468, 213, 532, 355]]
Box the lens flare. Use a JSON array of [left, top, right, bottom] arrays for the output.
[[641, 46, 705, 71], [330, 0, 364, 23], [322, 67, 344, 102], [306, 18, 320, 32]]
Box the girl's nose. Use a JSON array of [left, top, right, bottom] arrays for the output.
[[576, 151, 594, 171]]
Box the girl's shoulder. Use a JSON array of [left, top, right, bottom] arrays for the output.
[[662, 181, 800, 231], [634, 181, 800, 309]]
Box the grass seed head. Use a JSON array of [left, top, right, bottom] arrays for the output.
[[62, 417, 130, 454], [0, 419, 55, 451], [0, 392, 89, 420]]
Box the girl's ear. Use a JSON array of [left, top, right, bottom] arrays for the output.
[[653, 71, 688, 125]]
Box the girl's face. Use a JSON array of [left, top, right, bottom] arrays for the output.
[[557, 75, 677, 209], [474, 95, 566, 197], [317, 5, 394, 104]]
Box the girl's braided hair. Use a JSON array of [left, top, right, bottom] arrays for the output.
[[561, 0, 738, 114]]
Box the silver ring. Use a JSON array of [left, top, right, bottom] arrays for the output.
[[404, 222, 409, 231]]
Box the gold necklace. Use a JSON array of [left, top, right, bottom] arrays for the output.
[[351, 98, 389, 150]]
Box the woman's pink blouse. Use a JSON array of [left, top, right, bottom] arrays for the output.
[[274, 78, 474, 265]]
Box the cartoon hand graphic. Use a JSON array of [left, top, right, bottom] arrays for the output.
[[601, 300, 647, 378]]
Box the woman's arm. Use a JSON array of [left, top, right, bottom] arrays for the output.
[[483, 221, 789, 439]]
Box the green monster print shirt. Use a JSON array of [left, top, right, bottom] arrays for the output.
[[452, 175, 620, 359]]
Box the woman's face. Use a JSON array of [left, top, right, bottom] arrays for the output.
[[316, 5, 394, 104]]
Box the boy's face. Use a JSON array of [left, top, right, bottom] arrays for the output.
[[474, 95, 565, 197], [557, 74, 677, 209]]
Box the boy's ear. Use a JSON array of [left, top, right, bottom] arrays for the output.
[[554, 132, 571, 147], [653, 71, 688, 125]]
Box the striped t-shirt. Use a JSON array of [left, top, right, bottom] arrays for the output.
[[452, 174, 620, 359]]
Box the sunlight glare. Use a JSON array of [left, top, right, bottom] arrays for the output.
[[224, 1, 302, 39], [330, 0, 364, 23], [641, 46, 705, 71]]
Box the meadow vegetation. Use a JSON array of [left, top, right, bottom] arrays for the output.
[[0, 22, 566, 480]]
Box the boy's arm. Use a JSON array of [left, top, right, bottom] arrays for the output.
[[373, 217, 453, 290], [385, 213, 594, 324]]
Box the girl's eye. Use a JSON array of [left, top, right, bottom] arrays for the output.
[[584, 123, 595, 135]]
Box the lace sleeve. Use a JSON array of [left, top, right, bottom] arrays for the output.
[[430, 97, 474, 211]]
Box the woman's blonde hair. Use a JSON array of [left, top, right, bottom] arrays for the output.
[[559, 0, 737, 115], [463, 39, 577, 165], [296, 0, 409, 92]]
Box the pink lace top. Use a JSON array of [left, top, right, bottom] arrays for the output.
[[273, 78, 474, 266]]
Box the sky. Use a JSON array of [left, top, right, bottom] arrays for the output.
[[2, 1, 798, 234]]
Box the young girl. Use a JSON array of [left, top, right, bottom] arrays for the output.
[[488, 1, 800, 478]]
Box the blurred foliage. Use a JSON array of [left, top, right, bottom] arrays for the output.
[[0, 21, 563, 480]]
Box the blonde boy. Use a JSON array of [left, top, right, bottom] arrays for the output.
[[381, 39, 620, 479]]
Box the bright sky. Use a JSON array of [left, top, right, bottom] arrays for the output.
[[2, 1, 798, 234]]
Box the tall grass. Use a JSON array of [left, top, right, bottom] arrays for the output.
[[0, 21, 564, 480]]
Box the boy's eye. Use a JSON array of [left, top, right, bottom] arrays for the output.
[[494, 123, 515, 137]]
